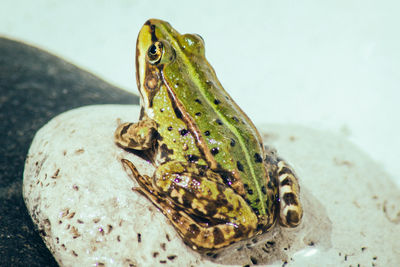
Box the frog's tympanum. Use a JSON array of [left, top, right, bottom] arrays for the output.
[[115, 19, 303, 252]]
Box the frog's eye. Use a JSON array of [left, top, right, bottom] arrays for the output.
[[180, 34, 205, 56], [147, 41, 163, 64]]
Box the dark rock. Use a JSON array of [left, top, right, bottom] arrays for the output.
[[0, 37, 139, 266]]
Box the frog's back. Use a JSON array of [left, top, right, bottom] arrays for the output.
[[150, 20, 277, 219]]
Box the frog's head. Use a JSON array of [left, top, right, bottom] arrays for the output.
[[135, 19, 206, 112]]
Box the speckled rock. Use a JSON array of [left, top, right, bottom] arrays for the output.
[[23, 105, 400, 266]]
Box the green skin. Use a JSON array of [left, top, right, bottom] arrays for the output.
[[115, 19, 302, 251]]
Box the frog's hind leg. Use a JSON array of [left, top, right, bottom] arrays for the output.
[[170, 209, 251, 251], [122, 159, 253, 251], [265, 148, 303, 228], [275, 160, 303, 227]]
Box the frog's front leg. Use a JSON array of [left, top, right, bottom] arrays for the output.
[[114, 118, 158, 150], [123, 159, 259, 250], [265, 148, 303, 227]]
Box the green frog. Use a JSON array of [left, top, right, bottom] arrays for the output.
[[115, 19, 303, 252]]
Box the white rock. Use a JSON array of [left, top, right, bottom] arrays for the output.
[[23, 105, 400, 266]]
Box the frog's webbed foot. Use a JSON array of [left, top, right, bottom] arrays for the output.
[[264, 147, 303, 228], [115, 119, 158, 150]]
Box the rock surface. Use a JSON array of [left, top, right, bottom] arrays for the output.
[[23, 105, 400, 266], [0, 37, 138, 266]]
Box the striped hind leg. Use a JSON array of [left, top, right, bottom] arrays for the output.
[[121, 159, 256, 251], [264, 147, 303, 228], [275, 159, 303, 227]]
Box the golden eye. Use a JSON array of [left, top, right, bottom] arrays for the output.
[[147, 41, 163, 64]]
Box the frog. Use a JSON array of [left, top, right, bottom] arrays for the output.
[[115, 19, 303, 252]]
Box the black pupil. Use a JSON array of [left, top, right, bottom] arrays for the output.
[[149, 44, 157, 55]]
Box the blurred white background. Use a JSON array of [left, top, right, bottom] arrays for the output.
[[1, 1, 399, 185]]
